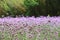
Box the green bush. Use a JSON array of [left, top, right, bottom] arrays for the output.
[[24, 0, 39, 16], [0, 0, 26, 17], [0, 0, 60, 17]]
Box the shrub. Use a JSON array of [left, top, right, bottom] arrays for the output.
[[0, 0, 26, 17]]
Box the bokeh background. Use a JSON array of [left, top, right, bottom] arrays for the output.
[[0, 0, 60, 17]]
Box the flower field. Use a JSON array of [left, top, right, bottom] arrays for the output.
[[0, 16, 60, 40]]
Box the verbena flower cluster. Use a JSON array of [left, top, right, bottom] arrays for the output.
[[0, 16, 60, 40]]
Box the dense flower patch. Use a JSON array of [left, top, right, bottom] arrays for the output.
[[0, 16, 60, 40]]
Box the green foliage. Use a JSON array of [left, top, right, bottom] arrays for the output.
[[58, 32, 60, 37], [24, 0, 39, 7], [24, 0, 39, 16], [0, 0, 26, 17], [45, 0, 60, 16], [0, 0, 60, 17]]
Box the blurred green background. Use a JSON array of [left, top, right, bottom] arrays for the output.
[[0, 0, 60, 17]]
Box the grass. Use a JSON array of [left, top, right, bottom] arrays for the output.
[[0, 26, 60, 40]]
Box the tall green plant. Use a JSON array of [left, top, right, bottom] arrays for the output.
[[0, 0, 26, 17], [24, 0, 39, 16]]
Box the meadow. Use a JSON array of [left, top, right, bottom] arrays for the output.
[[0, 0, 60, 40], [0, 16, 60, 40]]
